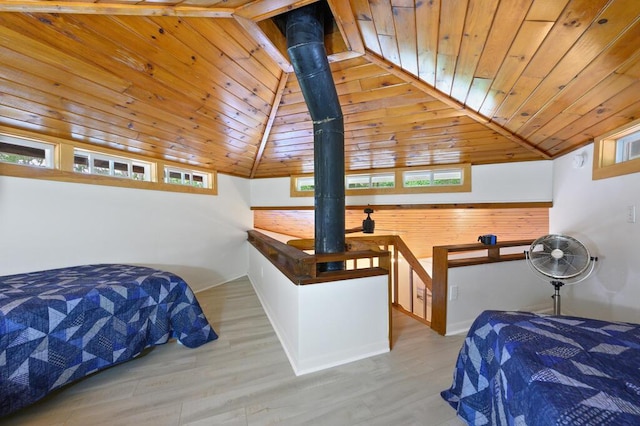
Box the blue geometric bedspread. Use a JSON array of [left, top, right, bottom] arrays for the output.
[[0, 264, 217, 416], [441, 310, 640, 425]]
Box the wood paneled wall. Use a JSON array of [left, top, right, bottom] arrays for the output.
[[254, 207, 549, 258]]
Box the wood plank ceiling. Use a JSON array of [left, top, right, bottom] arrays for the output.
[[0, 0, 638, 179]]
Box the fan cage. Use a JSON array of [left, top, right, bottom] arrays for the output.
[[525, 234, 597, 316], [528, 234, 591, 280], [527, 234, 592, 282]]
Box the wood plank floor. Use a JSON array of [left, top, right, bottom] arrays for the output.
[[3, 277, 466, 426]]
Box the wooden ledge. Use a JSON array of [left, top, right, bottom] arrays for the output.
[[435, 239, 534, 252], [251, 202, 552, 210], [247, 230, 390, 285]]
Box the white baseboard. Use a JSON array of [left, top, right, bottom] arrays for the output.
[[294, 343, 390, 376]]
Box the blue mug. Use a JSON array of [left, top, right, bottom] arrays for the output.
[[478, 234, 497, 245]]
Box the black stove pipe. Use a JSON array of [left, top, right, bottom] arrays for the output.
[[286, 4, 345, 271]]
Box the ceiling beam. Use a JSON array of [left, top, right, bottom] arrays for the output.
[[234, 0, 317, 21], [0, 1, 234, 17], [326, 0, 364, 55], [251, 72, 290, 178], [235, 0, 365, 68], [233, 15, 293, 73], [363, 51, 552, 160]]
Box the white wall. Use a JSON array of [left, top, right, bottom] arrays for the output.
[[247, 245, 389, 375], [550, 145, 640, 323], [0, 174, 252, 291], [247, 244, 300, 366], [446, 260, 553, 335], [250, 161, 553, 206]]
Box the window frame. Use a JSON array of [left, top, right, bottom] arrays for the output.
[[0, 128, 217, 195], [402, 168, 464, 188], [345, 172, 396, 190], [291, 164, 471, 197], [294, 175, 315, 193], [73, 148, 153, 182], [164, 166, 210, 188], [593, 118, 640, 180]]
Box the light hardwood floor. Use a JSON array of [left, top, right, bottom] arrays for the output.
[[3, 277, 466, 426]]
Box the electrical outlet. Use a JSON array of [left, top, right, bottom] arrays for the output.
[[449, 285, 458, 301], [627, 205, 637, 223]]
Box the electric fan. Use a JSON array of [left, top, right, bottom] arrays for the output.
[[525, 234, 597, 315]]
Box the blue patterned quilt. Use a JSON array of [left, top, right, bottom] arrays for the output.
[[441, 310, 640, 425], [0, 264, 217, 416]]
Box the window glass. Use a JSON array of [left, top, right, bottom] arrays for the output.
[[404, 170, 433, 187], [74, 153, 90, 174], [192, 174, 204, 187], [346, 174, 371, 189], [0, 137, 53, 168], [615, 130, 640, 163], [168, 170, 181, 183], [92, 158, 111, 175], [433, 169, 462, 185], [371, 173, 395, 188], [404, 169, 463, 187], [113, 160, 130, 178], [296, 176, 315, 191], [131, 164, 147, 181]]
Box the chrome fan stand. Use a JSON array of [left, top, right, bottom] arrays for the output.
[[550, 280, 564, 316]]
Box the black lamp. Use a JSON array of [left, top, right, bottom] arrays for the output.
[[362, 207, 375, 234]]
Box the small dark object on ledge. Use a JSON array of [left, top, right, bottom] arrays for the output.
[[478, 234, 497, 245]]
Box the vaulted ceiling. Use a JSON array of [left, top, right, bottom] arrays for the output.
[[0, 0, 638, 178]]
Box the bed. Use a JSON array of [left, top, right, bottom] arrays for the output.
[[0, 264, 217, 416], [441, 310, 640, 425]]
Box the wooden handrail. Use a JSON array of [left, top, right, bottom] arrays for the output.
[[247, 230, 390, 285], [339, 235, 433, 291], [252, 231, 540, 336], [247, 230, 316, 282], [284, 234, 433, 325], [252, 231, 435, 330], [392, 236, 432, 292]]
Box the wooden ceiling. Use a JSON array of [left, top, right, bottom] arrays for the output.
[[0, 0, 638, 179]]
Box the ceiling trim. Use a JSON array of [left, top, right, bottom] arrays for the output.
[[251, 71, 290, 178], [0, 1, 234, 17], [363, 51, 552, 160]]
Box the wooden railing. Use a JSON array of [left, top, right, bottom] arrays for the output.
[[250, 230, 540, 336], [249, 230, 437, 333], [271, 232, 433, 325], [431, 239, 534, 335], [247, 230, 390, 285]]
